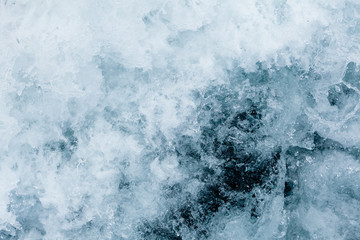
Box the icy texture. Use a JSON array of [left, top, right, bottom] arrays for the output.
[[1, 0, 360, 239]]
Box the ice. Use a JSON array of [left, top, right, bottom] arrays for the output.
[[1, 0, 360, 239]]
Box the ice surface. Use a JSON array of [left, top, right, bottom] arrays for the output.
[[0, 0, 360, 239]]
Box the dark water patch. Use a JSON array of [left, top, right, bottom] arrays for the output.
[[139, 83, 283, 238], [139, 219, 182, 240], [0, 224, 19, 240], [284, 181, 294, 198], [327, 83, 357, 108], [7, 192, 45, 236], [43, 124, 79, 163], [138, 63, 351, 239], [62, 126, 78, 148], [343, 62, 360, 90]]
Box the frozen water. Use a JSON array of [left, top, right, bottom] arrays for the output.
[[0, 0, 360, 239]]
